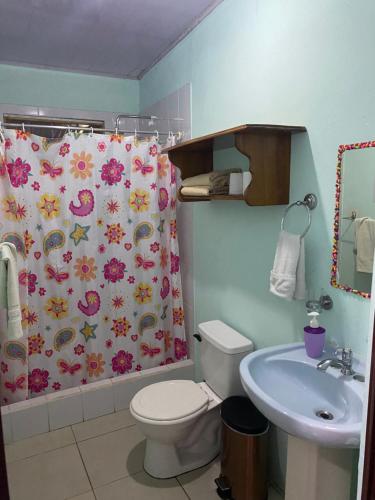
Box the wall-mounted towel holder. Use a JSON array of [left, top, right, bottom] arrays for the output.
[[281, 193, 318, 238]]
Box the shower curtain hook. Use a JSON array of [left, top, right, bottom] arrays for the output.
[[67, 126, 71, 136], [22, 122, 25, 133], [134, 128, 137, 139], [154, 130, 159, 143], [115, 126, 118, 136], [90, 127, 94, 136]]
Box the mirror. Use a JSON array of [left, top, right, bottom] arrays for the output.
[[331, 141, 375, 298]]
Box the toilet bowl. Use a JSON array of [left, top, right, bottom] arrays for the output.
[[130, 379, 221, 478], [130, 320, 254, 479]]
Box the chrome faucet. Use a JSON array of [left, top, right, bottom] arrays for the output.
[[317, 348, 355, 376]]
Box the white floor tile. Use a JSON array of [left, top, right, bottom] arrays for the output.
[[66, 492, 96, 500], [177, 459, 221, 500], [5, 426, 75, 463], [78, 425, 145, 488], [94, 470, 188, 500], [72, 409, 135, 442], [7, 444, 91, 500]]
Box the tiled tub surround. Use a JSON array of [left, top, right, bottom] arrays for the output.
[[1, 359, 194, 444]]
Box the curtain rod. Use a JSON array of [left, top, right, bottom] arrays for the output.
[[1, 122, 182, 138]]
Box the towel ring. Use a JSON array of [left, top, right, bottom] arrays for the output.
[[281, 193, 317, 238]]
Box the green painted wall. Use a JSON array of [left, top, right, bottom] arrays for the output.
[[0, 64, 139, 113], [140, 0, 375, 357]]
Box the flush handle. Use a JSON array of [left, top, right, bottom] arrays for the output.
[[193, 333, 202, 342]]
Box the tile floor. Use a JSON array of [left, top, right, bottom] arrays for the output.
[[5, 409, 284, 499]]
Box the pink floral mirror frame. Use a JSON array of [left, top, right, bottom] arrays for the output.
[[331, 140, 375, 299]]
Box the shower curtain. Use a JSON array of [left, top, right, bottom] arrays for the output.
[[0, 129, 186, 404]]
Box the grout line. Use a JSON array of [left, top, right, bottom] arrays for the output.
[[5, 441, 75, 465], [176, 476, 192, 499], [75, 441, 96, 493], [74, 421, 137, 443]]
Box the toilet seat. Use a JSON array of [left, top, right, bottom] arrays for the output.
[[130, 380, 209, 422]]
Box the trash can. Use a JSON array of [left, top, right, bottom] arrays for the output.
[[215, 396, 269, 500]]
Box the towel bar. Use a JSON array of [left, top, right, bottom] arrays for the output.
[[281, 193, 317, 238]]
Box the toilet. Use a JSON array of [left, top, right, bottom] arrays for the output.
[[130, 320, 254, 478]]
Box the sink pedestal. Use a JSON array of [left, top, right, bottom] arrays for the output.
[[285, 435, 354, 500]]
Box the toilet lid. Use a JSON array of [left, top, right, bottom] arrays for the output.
[[131, 380, 209, 421]]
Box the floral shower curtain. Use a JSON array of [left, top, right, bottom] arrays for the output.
[[0, 129, 186, 405]]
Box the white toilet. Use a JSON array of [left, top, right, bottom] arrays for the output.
[[130, 320, 254, 478]]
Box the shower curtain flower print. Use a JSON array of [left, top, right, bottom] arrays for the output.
[[0, 130, 186, 404]]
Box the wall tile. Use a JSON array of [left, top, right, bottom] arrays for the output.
[[81, 379, 114, 421], [111, 372, 142, 412], [1, 405, 13, 445], [47, 387, 83, 430], [10, 397, 49, 442], [167, 359, 195, 380]]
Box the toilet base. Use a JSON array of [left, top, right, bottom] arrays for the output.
[[143, 405, 221, 479], [144, 439, 219, 478]]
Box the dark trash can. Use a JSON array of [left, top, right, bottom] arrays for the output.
[[215, 396, 269, 500]]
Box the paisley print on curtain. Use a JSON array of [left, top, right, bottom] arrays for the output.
[[0, 130, 186, 404]]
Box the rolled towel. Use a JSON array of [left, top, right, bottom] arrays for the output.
[[180, 186, 210, 197]]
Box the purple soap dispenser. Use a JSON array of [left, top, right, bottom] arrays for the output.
[[304, 311, 326, 358]]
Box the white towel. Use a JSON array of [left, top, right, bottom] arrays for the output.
[[270, 230, 306, 300], [0, 242, 23, 339], [354, 217, 375, 273]]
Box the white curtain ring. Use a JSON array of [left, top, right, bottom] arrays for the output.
[[0, 122, 4, 144], [22, 123, 25, 133], [91, 127, 94, 136], [154, 130, 159, 142], [115, 127, 118, 135], [134, 128, 137, 139]]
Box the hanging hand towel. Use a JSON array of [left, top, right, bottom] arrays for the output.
[[270, 230, 306, 300], [354, 217, 375, 273], [0, 242, 23, 339]]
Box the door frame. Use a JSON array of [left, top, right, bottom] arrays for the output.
[[361, 315, 375, 499]]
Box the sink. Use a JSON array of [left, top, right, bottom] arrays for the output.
[[240, 343, 365, 447]]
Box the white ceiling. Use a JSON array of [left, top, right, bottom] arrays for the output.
[[0, 0, 223, 79]]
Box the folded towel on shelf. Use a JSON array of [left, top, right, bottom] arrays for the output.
[[182, 173, 211, 187], [180, 186, 210, 197], [354, 217, 375, 273], [182, 168, 242, 188], [0, 242, 23, 339], [270, 230, 306, 300]]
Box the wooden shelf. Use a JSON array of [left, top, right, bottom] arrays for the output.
[[163, 124, 306, 206]]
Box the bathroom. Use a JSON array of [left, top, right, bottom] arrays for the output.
[[0, 0, 374, 499]]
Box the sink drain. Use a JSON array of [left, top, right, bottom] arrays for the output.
[[315, 410, 334, 420]]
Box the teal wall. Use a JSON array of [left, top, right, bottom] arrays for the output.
[[140, 0, 375, 357], [0, 64, 139, 113]]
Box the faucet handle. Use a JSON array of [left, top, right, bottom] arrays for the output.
[[335, 347, 352, 363]]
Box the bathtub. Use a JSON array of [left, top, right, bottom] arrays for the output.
[[1, 359, 194, 443]]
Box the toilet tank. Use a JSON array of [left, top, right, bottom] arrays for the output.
[[198, 320, 254, 400]]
